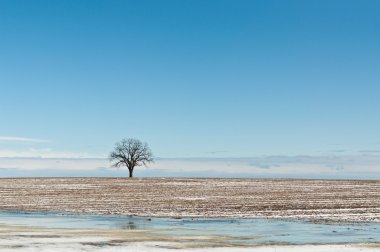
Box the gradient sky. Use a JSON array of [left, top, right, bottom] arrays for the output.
[[1, 0, 380, 161]]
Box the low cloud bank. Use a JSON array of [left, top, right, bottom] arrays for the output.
[[0, 155, 379, 179]]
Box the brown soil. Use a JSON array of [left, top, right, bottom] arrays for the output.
[[0, 178, 379, 222]]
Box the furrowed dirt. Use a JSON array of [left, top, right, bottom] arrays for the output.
[[0, 178, 379, 222]]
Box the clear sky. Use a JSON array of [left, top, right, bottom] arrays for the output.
[[1, 0, 380, 167]]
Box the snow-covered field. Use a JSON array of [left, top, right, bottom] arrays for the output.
[[0, 178, 379, 222]]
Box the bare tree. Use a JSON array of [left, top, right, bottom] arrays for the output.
[[109, 138, 153, 178]]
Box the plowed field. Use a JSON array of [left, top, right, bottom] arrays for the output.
[[0, 178, 379, 222]]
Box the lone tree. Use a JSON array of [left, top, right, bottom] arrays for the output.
[[109, 138, 154, 178]]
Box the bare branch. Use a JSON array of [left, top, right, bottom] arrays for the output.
[[109, 138, 154, 177]]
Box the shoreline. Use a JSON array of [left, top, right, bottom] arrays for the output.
[[0, 210, 379, 251], [1, 209, 379, 225], [0, 221, 379, 251], [0, 211, 378, 246]]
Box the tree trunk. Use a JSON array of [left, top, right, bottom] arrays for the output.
[[128, 168, 133, 178]]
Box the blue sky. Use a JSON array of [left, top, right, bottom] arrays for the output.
[[0, 1, 380, 177]]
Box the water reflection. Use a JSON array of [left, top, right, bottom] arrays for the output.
[[120, 221, 138, 230]]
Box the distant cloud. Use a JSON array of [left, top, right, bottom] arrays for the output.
[[205, 150, 228, 155], [249, 163, 272, 169], [0, 155, 380, 179], [0, 149, 101, 159], [328, 149, 346, 153], [150, 155, 380, 179], [359, 150, 380, 153], [0, 157, 108, 171], [327, 164, 345, 171], [0, 136, 50, 143], [0, 136, 102, 159]]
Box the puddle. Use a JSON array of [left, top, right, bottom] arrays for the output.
[[0, 211, 379, 245]]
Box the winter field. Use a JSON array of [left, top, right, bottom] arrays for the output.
[[0, 178, 379, 222], [0, 178, 379, 251]]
